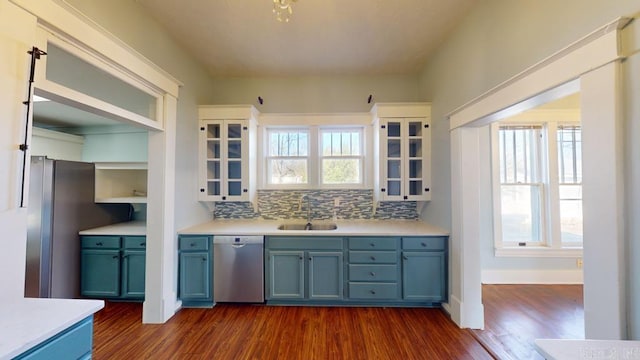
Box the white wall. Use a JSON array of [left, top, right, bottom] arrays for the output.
[[419, 0, 640, 338], [0, 0, 37, 299], [31, 127, 84, 161], [63, 0, 216, 231], [209, 75, 421, 113], [80, 126, 148, 163]]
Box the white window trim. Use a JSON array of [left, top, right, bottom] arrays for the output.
[[319, 127, 365, 188], [258, 113, 372, 190], [491, 110, 583, 256], [264, 127, 311, 188]]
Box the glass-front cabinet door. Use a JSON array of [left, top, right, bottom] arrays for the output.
[[199, 119, 249, 201], [223, 121, 248, 200], [379, 118, 430, 201]]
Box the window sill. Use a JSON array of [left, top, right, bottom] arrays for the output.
[[495, 247, 583, 258]]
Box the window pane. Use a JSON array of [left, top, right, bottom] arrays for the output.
[[268, 130, 308, 156], [46, 43, 157, 120], [321, 130, 361, 156], [557, 126, 582, 184], [501, 185, 542, 243], [499, 126, 541, 183], [269, 159, 307, 184], [322, 159, 360, 184], [559, 184, 583, 243]]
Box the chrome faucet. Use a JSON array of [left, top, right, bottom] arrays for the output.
[[299, 194, 312, 230]]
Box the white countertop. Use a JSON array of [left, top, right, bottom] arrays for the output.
[[79, 220, 146, 236], [0, 298, 104, 359], [535, 339, 640, 359], [179, 219, 449, 236]]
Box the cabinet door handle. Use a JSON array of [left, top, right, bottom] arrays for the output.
[[140, 242, 146, 247], [370, 256, 376, 261], [308, 257, 312, 261], [96, 242, 103, 246], [202, 257, 207, 261], [370, 243, 375, 247], [403, 255, 408, 260], [190, 243, 196, 247], [112, 255, 119, 259], [370, 290, 376, 295], [369, 272, 376, 277], [421, 242, 427, 247]]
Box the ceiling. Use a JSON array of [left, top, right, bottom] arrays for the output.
[[136, 0, 478, 77]]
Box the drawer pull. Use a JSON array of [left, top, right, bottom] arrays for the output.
[[190, 243, 196, 247], [202, 257, 207, 261], [140, 242, 146, 247], [421, 242, 427, 247], [370, 243, 375, 247], [403, 255, 408, 260], [112, 255, 119, 259], [370, 290, 376, 295], [96, 242, 103, 246], [370, 256, 376, 261], [369, 272, 376, 277]]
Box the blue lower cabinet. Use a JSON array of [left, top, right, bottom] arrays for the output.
[[267, 251, 305, 299], [265, 237, 344, 302], [80, 235, 146, 300], [401, 237, 448, 304], [178, 236, 213, 307], [14, 316, 94, 360], [401, 252, 446, 302], [308, 251, 343, 300]]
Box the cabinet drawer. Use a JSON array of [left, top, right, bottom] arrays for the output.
[[123, 236, 146, 249], [267, 236, 343, 250], [402, 237, 446, 251], [179, 236, 209, 251], [349, 283, 398, 300], [349, 265, 398, 281], [81, 236, 120, 249], [349, 251, 397, 264], [348, 237, 398, 250]]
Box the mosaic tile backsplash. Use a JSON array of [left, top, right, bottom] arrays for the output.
[[212, 189, 418, 220]]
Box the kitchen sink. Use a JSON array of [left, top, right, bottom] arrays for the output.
[[277, 223, 338, 231]]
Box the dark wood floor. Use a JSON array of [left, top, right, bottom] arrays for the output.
[[472, 284, 584, 360], [92, 285, 584, 360]]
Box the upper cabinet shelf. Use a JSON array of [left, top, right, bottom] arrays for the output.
[[198, 105, 258, 204], [371, 103, 432, 203], [94, 162, 148, 203]]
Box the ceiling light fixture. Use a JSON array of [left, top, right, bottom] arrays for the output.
[[273, 0, 298, 23]]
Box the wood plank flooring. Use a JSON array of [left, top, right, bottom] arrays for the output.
[[93, 304, 491, 359], [472, 284, 584, 360], [92, 285, 584, 359]]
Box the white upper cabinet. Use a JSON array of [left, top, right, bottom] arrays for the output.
[[372, 103, 431, 202], [198, 106, 258, 203]]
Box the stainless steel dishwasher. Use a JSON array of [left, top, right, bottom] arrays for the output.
[[213, 235, 264, 303]]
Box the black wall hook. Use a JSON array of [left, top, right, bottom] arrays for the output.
[[367, 94, 373, 104], [258, 96, 263, 105]]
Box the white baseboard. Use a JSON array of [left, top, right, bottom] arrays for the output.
[[443, 295, 485, 329], [482, 269, 584, 284]]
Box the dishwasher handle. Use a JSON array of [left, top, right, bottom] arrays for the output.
[[231, 243, 247, 249]]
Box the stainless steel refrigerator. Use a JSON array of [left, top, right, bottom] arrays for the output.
[[25, 156, 130, 298]]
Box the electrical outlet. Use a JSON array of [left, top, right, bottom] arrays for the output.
[[576, 258, 583, 269]]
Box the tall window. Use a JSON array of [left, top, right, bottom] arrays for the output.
[[320, 128, 363, 185], [557, 125, 583, 245], [494, 122, 583, 251], [264, 126, 365, 188], [498, 126, 544, 245], [266, 129, 309, 185]]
